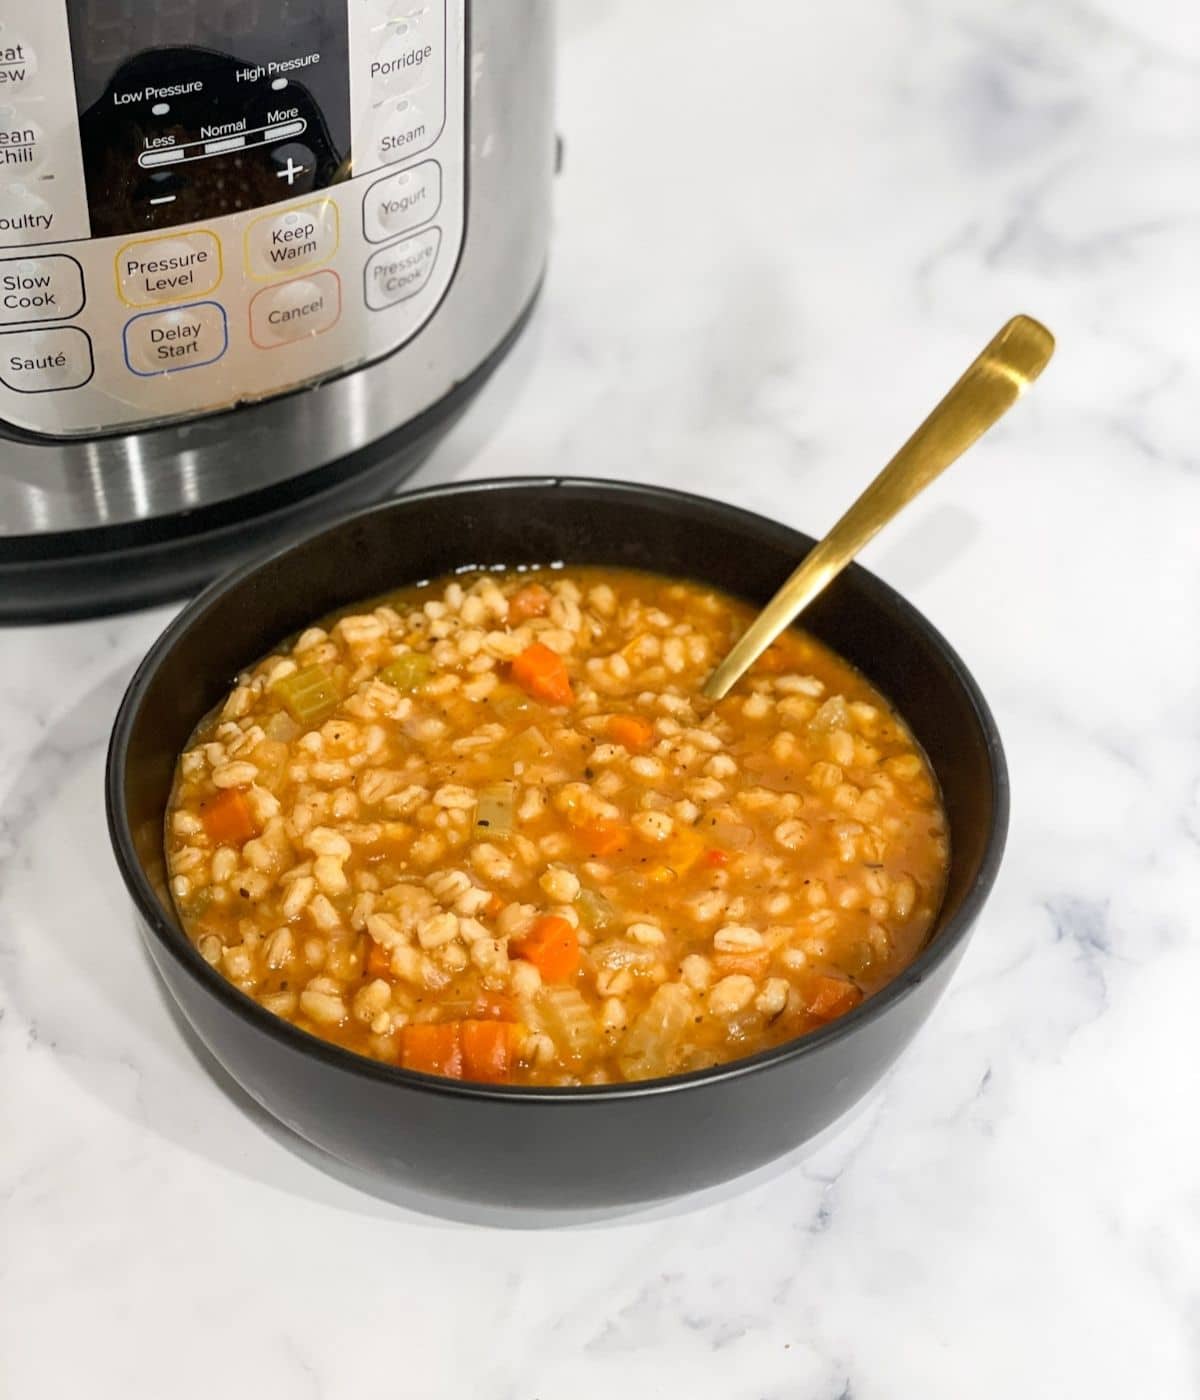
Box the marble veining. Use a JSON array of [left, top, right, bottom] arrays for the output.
[[3, 2, 1199, 1395]]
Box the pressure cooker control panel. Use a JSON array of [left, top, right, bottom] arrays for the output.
[[0, 0, 466, 437]]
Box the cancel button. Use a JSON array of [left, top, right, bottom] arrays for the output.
[[250, 270, 341, 348]]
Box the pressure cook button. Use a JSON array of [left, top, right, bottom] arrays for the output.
[[0, 41, 36, 94], [0, 254, 83, 323], [0, 108, 43, 174], [116, 231, 221, 307], [123, 301, 228, 376], [364, 226, 441, 310], [362, 160, 441, 244], [0, 326, 93, 392], [245, 199, 339, 279], [249, 270, 341, 348]]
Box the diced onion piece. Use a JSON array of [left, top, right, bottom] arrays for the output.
[[576, 887, 617, 933], [473, 781, 516, 840], [273, 664, 339, 726], [266, 710, 301, 742], [618, 984, 696, 1081], [379, 652, 434, 693], [536, 986, 600, 1060]]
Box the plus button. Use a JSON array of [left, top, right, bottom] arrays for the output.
[[276, 157, 307, 185]]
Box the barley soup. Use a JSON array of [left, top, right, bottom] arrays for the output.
[[166, 567, 949, 1085]]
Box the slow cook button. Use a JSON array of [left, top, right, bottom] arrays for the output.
[[362, 160, 441, 244], [123, 301, 227, 376], [116, 231, 221, 307], [364, 226, 441, 311], [0, 254, 84, 323], [0, 326, 93, 392], [250, 270, 341, 348], [245, 199, 338, 279]]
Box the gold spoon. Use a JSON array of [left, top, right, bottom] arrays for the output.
[[702, 314, 1056, 701]]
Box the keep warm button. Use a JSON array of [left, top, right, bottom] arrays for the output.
[[250, 271, 341, 348], [123, 301, 228, 376]]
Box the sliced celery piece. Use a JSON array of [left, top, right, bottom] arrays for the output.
[[273, 664, 338, 726], [473, 781, 515, 839], [379, 652, 434, 693]]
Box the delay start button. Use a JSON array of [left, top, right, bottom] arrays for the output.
[[123, 301, 227, 376], [0, 326, 93, 392], [250, 270, 341, 348], [0, 255, 84, 323], [116, 231, 221, 307], [364, 226, 441, 311]]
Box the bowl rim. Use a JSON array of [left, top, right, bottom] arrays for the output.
[[106, 475, 1009, 1103]]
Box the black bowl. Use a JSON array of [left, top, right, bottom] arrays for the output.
[[106, 477, 1007, 1208]]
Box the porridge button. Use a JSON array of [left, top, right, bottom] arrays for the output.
[[250, 270, 341, 347], [123, 301, 227, 376]]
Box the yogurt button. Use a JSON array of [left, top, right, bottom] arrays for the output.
[[0, 254, 83, 323], [364, 226, 441, 310], [249, 270, 341, 347], [123, 302, 227, 376], [0, 326, 92, 392], [362, 160, 441, 243]]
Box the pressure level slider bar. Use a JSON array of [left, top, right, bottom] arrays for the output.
[[139, 119, 308, 169]]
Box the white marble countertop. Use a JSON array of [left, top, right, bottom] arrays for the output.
[[4, 2, 1199, 1395]]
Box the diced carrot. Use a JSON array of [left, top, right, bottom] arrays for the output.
[[508, 583, 551, 621], [471, 993, 516, 1022], [703, 848, 730, 868], [485, 892, 506, 919], [461, 1019, 515, 1083], [511, 914, 580, 982], [400, 1023, 463, 1077], [754, 644, 788, 674], [714, 950, 771, 979], [607, 714, 655, 751], [805, 974, 863, 1020], [511, 643, 574, 707], [366, 938, 392, 979], [200, 788, 257, 846], [574, 819, 630, 858]]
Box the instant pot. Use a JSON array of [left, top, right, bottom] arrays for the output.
[[0, 0, 554, 619]]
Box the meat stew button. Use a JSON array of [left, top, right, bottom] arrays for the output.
[[364, 226, 441, 310], [0, 326, 92, 392], [250, 271, 341, 347], [123, 301, 227, 376]]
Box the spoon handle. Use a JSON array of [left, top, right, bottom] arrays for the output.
[[702, 314, 1056, 701]]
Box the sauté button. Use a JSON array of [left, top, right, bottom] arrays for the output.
[[249, 270, 341, 348], [123, 301, 228, 376], [245, 199, 338, 279], [0, 254, 84, 323], [364, 226, 441, 310], [362, 160, 441, 244], [116, 231, 221, 307], [0, 326, 93, 392]]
